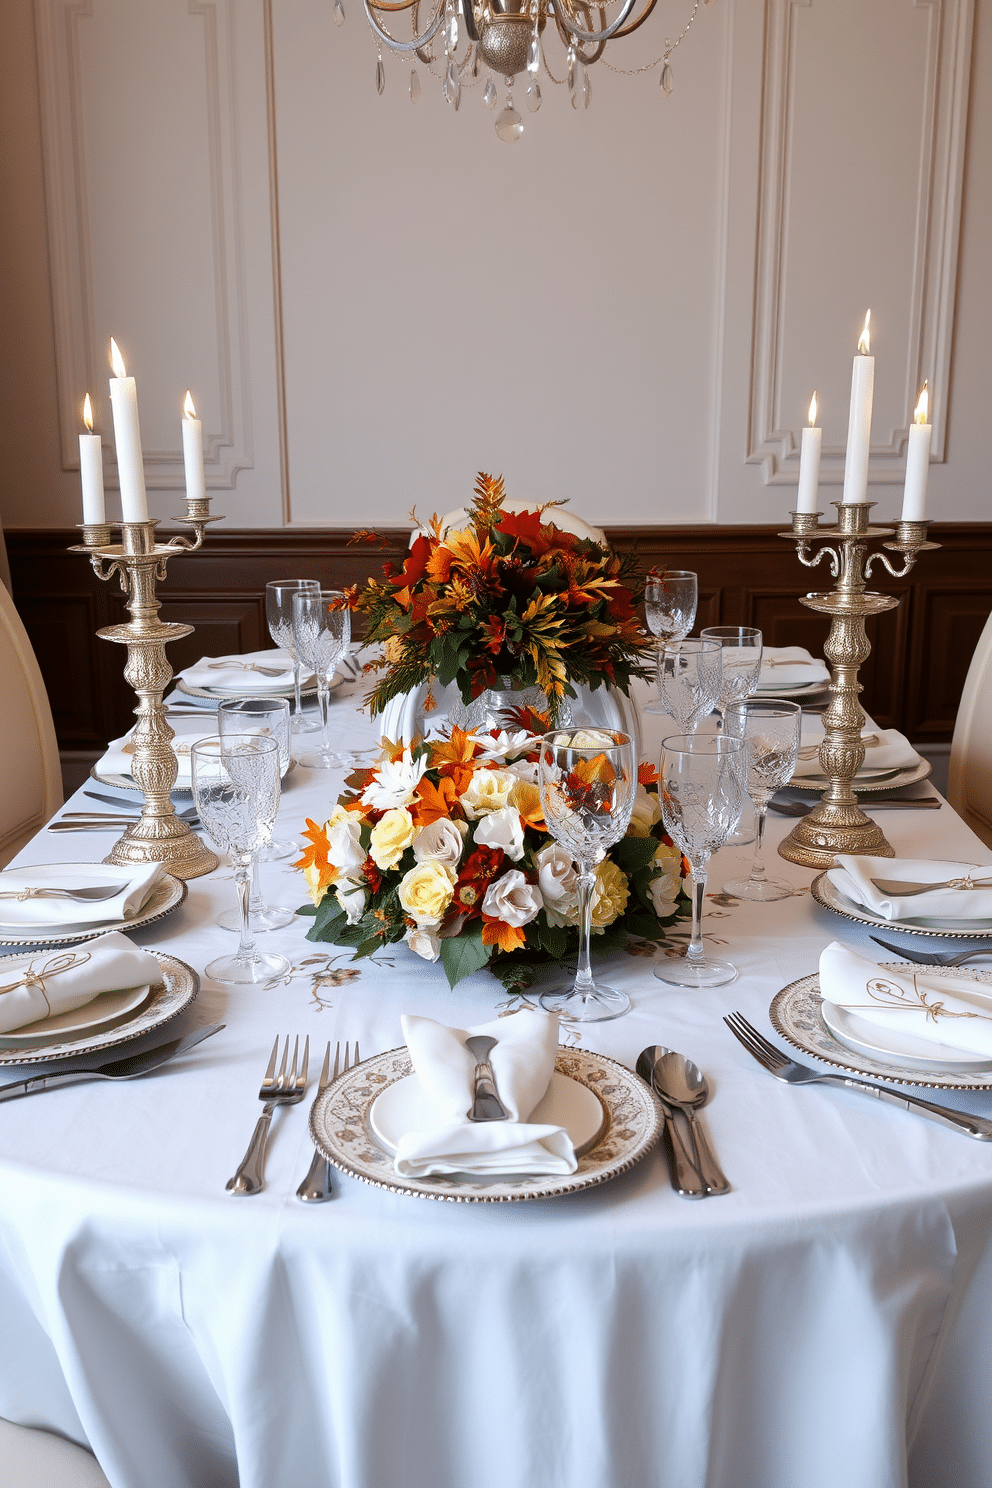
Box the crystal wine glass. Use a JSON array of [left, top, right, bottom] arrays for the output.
[[657, 638, 723, 733], [537, 729, 637, 1022], [191, 735, 290, 985], [216, 698, 297, 933], [265, 579, 320, 733], [292, 590, 352, 769], [700, 626, 764, 730], [654, 734, 746, 988], [722, 700, 801, 901], [643, 570, 698, 714]]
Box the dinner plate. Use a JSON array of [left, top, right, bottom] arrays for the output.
[[820, 999, 992, 1075], [787, 758, 932, 794], [811, 869, 992, 940], [0, 871, 186, 947], [91, 758, 297, 796], [0, 951, 198, 1064], [369, 1070, 609, 1159], [755, 679, 830, 699], [0, 977, 153, 1049], [769, 965, 992, 1089], [175, 675, 324, 702], [311, 1047, 663, 1202]]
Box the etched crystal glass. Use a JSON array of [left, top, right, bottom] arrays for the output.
[[292, 590, 352, 769], [644, 570, 698, 715], [265, 579, 320, 733], [700, 625, 764, 729], [216, 698, 298, 932], [721, 700, 802, 901], [657, 638, 723, 733]]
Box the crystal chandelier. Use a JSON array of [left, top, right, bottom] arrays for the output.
[[332, 0, 714, 141]]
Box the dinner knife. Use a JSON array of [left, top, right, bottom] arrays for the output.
[[465, 1035, 509, 1121], [0, 1023, 224, 1101]]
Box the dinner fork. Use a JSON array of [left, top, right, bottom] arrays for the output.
[[0, 884, 129, 902], [723, 1012, 992, 1140], [869, 934, 992, 967], [296, 1039, 359, 1202], [226, 1035, 309, 1195], [206, 660, 287, 677]]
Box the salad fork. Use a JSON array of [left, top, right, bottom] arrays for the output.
[[226, 1035, 309, 1195], [0, 884, 128, 902], [723, 1012, 992, 1140], [296, 1039, 359, 1202]]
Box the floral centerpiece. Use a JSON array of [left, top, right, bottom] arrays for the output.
[[295, 720, 691, 993], [348, 473, 655, 720]]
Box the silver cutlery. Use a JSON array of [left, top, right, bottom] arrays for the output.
[[869, 934, 992, 966], [768, 797, 940, 816], [0, 884, 129, 902], [207, 661, 288, 677], [635, 1047, 705, 1198], [648, 1047, 730, 1195], [0, 1024, 224, 1102], [797, 734, 879, 760], [226, 1035, 309, 1196], [465, 1034, 509, 1122], [64, 810, 200, 826], [84, 790, 198, 813], [296, 1039, 355, 1202], [870, 872, 992, 897], [724, 1012, 992, 1140]]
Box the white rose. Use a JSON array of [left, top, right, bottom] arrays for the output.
[[535, 842, 579, 904], [459, 768, 517, 820], [335, 882, 367, 924], [412, 817, 464, 869], [474, 805, 526, 862], [481, 870, 544, 929], [404, 924, 441, 962], [506, 756, 539, 786], [627, 783, 662, 838], [569, 729, 618, 749], [648, 842, 683, 916], [326, 810, 365, 880]]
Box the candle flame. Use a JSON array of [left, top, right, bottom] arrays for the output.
[[183, 390, 197, 420], [857, 310, 871, 355], [808, 391, 818, 426], [914, 382, 928, 424], [82, 393, 94, 432], [109, 338, 127, 378]]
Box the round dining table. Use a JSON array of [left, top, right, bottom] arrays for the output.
[[1, 672, 991, 1488]]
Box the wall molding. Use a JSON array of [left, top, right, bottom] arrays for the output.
[[746, 0, 974, 486], [33, 0, 255, 488]]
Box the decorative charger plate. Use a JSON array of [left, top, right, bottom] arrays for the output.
[[755, 680, 830, 699], [0, 951, 198, 1065], [769, 964, 992, 1089], [91, 759, 296, 796], [788, 758, 932, 794], [310, 1047, 663, 1202], [811, 870, 992, 941], [0, 980, 153, 1048], [0, 872, 187, 947]]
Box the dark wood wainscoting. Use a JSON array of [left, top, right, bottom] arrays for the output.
[[7, 524, 992, 751]]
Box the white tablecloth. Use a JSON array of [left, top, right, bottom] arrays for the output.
[[2, 676, 992, 1488]]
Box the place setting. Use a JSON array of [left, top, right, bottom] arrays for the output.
[[811, 854, 992, 940], [0, 862, 186, 948]]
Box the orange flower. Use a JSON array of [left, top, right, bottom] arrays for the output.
[[481, 917, 527, 953], [409, 775, 459, 827], [430, 726, 481, 795], [509, 779, 545, 831], [638, 762, 660, 786], [294, 818, 336, 904]]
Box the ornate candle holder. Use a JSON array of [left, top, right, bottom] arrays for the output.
[[777, 501, 939, 870], [70, 498, 224, 880]]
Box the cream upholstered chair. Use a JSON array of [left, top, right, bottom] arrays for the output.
[[0, 1419, 110, 1486], [0, 580, 63, 866], [946, 609, 992, 848]]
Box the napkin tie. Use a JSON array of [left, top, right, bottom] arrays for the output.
[[844, 970, 992, 1029], [0, 949, 92, 1017]]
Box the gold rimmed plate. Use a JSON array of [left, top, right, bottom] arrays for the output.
[[0, 871, 186, 947], [811, 869, 992, 941], [770, 965, 992, 1090], [0, 951, 198, 1064], [310, 1047, 663, 1203], [788, 758, 932, 794]]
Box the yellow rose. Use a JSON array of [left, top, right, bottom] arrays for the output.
[[590, 859, 629, 931], [369, 807, 415, 870], [508, 779, 544, 829], [398, 859, 457, 927], [459, 767, 517, 820], [627, 783, 662, 837]]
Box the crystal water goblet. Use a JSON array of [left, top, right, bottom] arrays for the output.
[[657, 638, 723, 733], [721, 700, 801, 901], [700, 626, 764, 729], [537, 729, 637, 1022], [191, 735, 290, 985], [265, 579, 320, 734], [216, 698, 298, 933], [292, 590, 352, 769], [643, 570, 698, 714], [654, 733, 746, 988]]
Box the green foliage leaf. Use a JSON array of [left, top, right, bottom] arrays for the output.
[[612, 835, 660, 875], [439, 926, 492, 989]]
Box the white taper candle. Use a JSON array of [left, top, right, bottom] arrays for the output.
[[108, 338, 149, 524], [796, 392, 821, 514], [901, 384, 932, 522], [181, 390, 206, 504], [79, 394, 105, 525], [841, 311, 874, 505]]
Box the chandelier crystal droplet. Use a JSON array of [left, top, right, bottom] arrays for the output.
[[336, 0, 710, 139]]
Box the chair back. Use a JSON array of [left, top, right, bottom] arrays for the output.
[[0, 582, 62, 866], [947, 609, 992, 848]]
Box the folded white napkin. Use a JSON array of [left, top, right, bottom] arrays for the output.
[[0, 863, 164, 929], [180, 649, 298, 694], [792, 719, 919, 779], [827, 855, 992, 922], [756, 646, 830, 691], [0, 931, 162, 1034], [99, 725, 218, 788], [820, 940, 992, 1058], [394, 1010, 577, 1178]]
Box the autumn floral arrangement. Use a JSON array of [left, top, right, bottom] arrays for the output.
[[347, 473, 655, 720], [295, 719, 691, 993]]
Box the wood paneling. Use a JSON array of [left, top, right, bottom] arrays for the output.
[[7, 524, 992, 750]]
